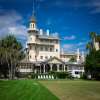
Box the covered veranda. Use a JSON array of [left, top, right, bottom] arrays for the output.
[[35, 57, 67, 74]]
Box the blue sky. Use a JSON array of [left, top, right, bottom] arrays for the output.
[[0, 0, 100, 53]]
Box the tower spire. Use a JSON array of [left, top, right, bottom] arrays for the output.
[[32, 0, 35, 17], [28, 0, 37, 31], [30, 0, 36, 22]]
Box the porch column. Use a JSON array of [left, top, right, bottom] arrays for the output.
[[43, 64, 45, 73], [50, 64, 53, 71], [57, 64, 59, 72], [40, 65, 41, 74], [64, 64, 66, 72]]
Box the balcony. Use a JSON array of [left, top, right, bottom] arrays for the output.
[[27, 40, 55, 46], [27, 40, 36, 44], [37, 41, 55, 46]]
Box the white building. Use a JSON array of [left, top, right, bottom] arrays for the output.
[[93, 35, 100, 51], [27, 17, 60, 62], [17, 15, 85, 79]]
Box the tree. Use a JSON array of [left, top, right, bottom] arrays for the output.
[[85, 50, 100, 80], [89, 32, 96, 41], [86, 32, 96, 52], [0, 35, 24, 79], [69, 56, 76, 62], [85, 32, 100, 80]]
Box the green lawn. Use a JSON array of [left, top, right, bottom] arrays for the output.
[[0, 80, 59, 100], [39, 80, 100, 100], [0, 80, 100, 100]]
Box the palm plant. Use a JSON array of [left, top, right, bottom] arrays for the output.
[[86, 32, 96, 52]]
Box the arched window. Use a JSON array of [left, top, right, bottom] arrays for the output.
[[30, 23, 35, 28]]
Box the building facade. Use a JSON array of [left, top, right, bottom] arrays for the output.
[[27, 17, 60, 62], [17, 15, 85, 79]]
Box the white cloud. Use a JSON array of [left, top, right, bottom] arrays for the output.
[[62, 44, 77, 53], [0, 9, 27, 41], [52, 32, 59, 37], [63, 35, 76, 40], [77, 42, 85, 46], [62, 41, 86, 53], [52, 0, 100, 14], [63, 44, 74, 49]]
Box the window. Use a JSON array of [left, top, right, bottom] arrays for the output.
[[60, 55, 62, 58], [32, 23, 34, 28], [40, 40, 43, 42], [30, 55, 31, 59], [29, 45, 32, 50], [59, 65, 63, 70], [68, 66, 72, 70], [56, 40, 58, 44], [30, 37, 32, 40], [40, 47, 43, 51], [45, 47, 48, 51], [56, 49, 58, 52], [50, 56, 52, 58], [45, 56, 48, 59], [40, 56, 43, 59], [50, 40, 52, 43], [50, 47, 52, 52], [75, 71, 80, 74], [30, 23, 34, 28]]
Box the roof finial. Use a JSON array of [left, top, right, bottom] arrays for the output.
[[32, 0, 35, 17]]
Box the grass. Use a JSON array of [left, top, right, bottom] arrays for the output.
[[39, 80, 100, 100], [0, 80, 100, 100], [0, 80, 59, 100]]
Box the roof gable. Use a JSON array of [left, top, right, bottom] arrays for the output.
[[43, 57, 65, 64]]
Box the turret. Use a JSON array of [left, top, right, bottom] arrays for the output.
[[28, 16, 37, 31]]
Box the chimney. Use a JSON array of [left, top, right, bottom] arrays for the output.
[[76, 48, 80, 62], [40, 29, 43, 35], [81, 51, 85, 62], [46, 29, 49, 36]]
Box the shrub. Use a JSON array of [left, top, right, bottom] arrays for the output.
[[56, 72, 66, 79], [80, 73, 87, 80], [66, 72, 74, 79], [54, 71, 73, 79], [31, 73, 38, 79]]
